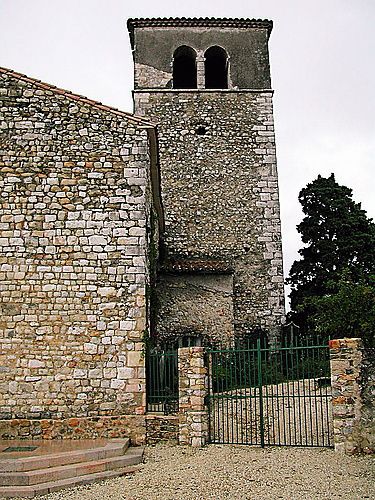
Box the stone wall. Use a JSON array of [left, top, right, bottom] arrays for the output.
[[156, 273, 234, 344], [0, 415, 145, 445], [0, 68, 155, 440], [135, 90, 285, 341], [330, 338, 374, 454], [145, 414, 179, 444]]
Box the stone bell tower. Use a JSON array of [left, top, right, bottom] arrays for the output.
[[127, 17, 285, 343]]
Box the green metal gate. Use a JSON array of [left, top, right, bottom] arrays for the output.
[[146, 345, 179, 414], [207, 338, 333, 447]]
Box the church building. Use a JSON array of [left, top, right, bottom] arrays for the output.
[[0, 18, 284, 443]]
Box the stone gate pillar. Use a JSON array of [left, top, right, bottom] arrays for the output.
[[178, 346, 208, 447], [329, 338, 374, 454]]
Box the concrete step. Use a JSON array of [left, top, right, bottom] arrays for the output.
[[0, 463, 142, 498], [0, 439, 130, 473], [0, 447, 143, 486]]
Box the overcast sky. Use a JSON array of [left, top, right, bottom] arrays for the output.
[[1, 0, 374, 308]]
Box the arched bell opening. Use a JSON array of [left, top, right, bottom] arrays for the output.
[[172, 45, 197, 89], [204, 46, 229, 89]]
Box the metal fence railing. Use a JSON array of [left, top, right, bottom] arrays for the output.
[[146, 346, 179, 414], [207, 337, 333, 448]]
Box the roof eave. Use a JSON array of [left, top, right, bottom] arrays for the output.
[[127, 17, 273, 49]]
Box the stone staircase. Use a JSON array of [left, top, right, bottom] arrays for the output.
[[0, 439, 143, 498]]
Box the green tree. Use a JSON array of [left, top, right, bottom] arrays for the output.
[[287, 174, 375, 331], [305, 274, 375, 347]]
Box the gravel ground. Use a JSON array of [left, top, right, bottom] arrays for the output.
[[41, 443, 374, 500]]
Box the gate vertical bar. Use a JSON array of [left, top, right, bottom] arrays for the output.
[[207, 351, 213, 443], [257, 338, 265, 448]]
